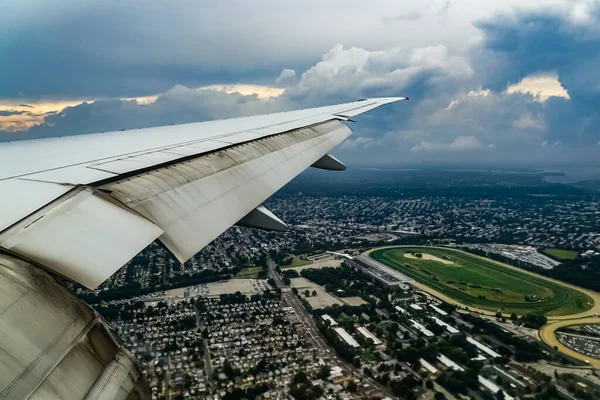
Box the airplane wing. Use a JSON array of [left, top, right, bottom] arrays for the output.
[[0, 97, 407, 289]]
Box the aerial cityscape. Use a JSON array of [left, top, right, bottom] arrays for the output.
[[2, 1, 600, 399], [70, 169, 600, 400]]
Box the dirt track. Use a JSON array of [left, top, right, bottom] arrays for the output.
[[538, 317, 600, 367]]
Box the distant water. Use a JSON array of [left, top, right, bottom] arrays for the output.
[[541, 167, 600, 183], [357, 166, 600, 184]]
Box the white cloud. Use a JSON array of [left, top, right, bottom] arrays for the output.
[[467, 88, 491, 97], [201, 84, 284, 99], [286, 43, 472, 103], [411, 135, 492, 152], [276, 69, 296, 83], [5, 1, 600, 165], [507, 73, 570, 102], [340, 136, 376, 149], [541, 140, 560, 147], [568, 1, 598, 25], [514, 113, 545, 130]]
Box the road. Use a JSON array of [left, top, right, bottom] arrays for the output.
[[528, 362, 600, 383], [267, 259, 398, 398], [193, 305, 214, 392]]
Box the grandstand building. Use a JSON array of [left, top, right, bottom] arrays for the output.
[[347, 255, 413, 289]]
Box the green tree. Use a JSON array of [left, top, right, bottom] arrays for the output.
[[223, 360, 235, 379], [347, 381, 358, 392], [292, 371, 308, 385], [317, 365, 330, 379]]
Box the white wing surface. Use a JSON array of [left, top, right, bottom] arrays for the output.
[[0, 97, 407, 288]]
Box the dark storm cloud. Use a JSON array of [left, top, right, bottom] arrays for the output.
[[0, 110, 29, 116], [0, 0, 489, 100], [473, 6, 600, 96], [1, 1, 599, 166], [0, 1, 287, 99], [471, 3, 600, 146], [0, 87, 282, 141]]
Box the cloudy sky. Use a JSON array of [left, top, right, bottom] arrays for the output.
[[1, 0, 599, 166]]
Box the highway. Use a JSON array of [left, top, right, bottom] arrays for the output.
[[267, 259, 397, 398]]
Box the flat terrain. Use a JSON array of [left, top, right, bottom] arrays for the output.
[[234, 266, 261, 279], [286, 258, 342, 273], [543, 248, 579, 260], [404, 253, 454, 264], [206, 279, 268, 297], [342, 297, 368, 306], [290, 276, 367, 308], [290, 277, 343, 308], [281, 256, 312, 269], [369, 246, 593, 316]]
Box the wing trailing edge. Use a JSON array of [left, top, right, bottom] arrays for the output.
[[0, 97, 407, 288]]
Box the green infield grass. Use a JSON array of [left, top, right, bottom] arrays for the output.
[[234, 267, 261, 279], [542, 248, 579, 260], [281, 256, 312, 269], [369, 246, 592, 316]]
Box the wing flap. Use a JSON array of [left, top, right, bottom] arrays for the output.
[[102, 120, 351, 262], [0, 179, 72, 233], [0, 188, 163, 288]]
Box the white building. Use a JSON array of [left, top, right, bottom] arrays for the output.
[[467, 336, 501, 358], [432, 316, 459, 334], [322, 314, 338, 326], [437, 354, 464, 371], [430, 304, 448, 316], [478, 375, 514, 400], [334, 327, 360, 348], [409, 319, 434, 337], [395, 305, 409, 315], [357, 327, 382, 345], [419, 358, 438, 374]]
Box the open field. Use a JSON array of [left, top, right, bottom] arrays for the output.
[[404, 252, 454, 264], [290, 277, 343, 308], [543, 248, 579, 260], [234, 266, 261, 279], [343, 297, 368, 306], [280, 255, 312, 269], [369, 246, 593, 316], [206, 279, 268, 297], [290, 276, 367, 308], [286, 258, 342, 273]]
